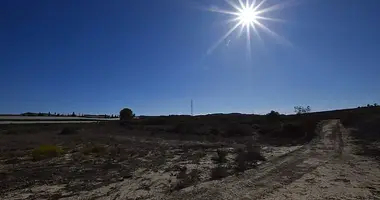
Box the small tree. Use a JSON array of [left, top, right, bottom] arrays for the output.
[[294, 106, 311, 115], [119, 108, 135, 121], [266, 110, 281, 121]]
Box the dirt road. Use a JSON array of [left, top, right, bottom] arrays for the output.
[[162, 119, 380, 200]]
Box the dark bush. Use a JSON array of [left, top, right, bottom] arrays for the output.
[[341, 113, 357, 127], [246, 148, 266, 162], [2, 130, 17, 135], [234, 146, 265, 172], [210, 128, 220, 135], [225, 123, 252, 137], [142, 117, 168, 125], [280, 123, 305, 138], [174, 168, 200, 190], [119, 108, 134, 121], [82, 144, 107, 155], [266, 110, 281, 121], [212, 149, 227, 163], [172, 123, 196, 135], [59, 127, 78, 135], [235, 150, 247, 172], [269, 122, 316, 140], [210, 166, 228, 180]]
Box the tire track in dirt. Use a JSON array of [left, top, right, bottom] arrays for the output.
[[166, 120, 345, 200]]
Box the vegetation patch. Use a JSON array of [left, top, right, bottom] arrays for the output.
[[32, 145, 64, 161], [210, 165, 229, 180], [234, 146, 265, 172], [212, 149, 228, 164], [82, 144, 107, 155], [173, 167, 200, 190], [2, 130, 18, 135], [59, 127, 78, 135], [225, 123, 252, 137]]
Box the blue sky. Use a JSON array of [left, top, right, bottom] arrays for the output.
[[1, 0, 379, 115]]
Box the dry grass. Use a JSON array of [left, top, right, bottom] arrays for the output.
[[32, 145, 64, 161]]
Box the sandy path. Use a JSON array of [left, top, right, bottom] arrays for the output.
[[163, 120, 380, 200]]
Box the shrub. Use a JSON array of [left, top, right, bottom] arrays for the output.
[[269, 122, 314, 140], [2, 130, 17, 135], [280, 123, 305, 139], [82, 145, 107, 155], [212, 149, 227, 163], [210, 128, 220, 135], [32, 145, 64, 161], [266, 110, 281, 121], [234, 146, 265, 172], [225, 123, 252, 137], [294, 106, 311, 115], [174, 168, 200, 190], [119, 108, 135, 121], [192, 151, 206, 164], [172, 123, 196, 135], [341, 113, 357, 127], [59, 127, 78, 135], [210, 166, 228, 180], [235, 150, 247, 172], [246, 147, 266, 162]]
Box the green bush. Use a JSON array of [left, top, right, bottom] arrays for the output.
[[119, 108, 135, 121], [32, 145, 64, 161]]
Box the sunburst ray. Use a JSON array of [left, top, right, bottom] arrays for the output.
[[207, 0, 292, 54]]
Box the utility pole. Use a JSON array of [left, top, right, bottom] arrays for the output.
[[191, 99, 193, 116]]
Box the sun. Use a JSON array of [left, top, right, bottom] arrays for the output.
[[207, 0, 292, 55], [238, 6, 258, 25]]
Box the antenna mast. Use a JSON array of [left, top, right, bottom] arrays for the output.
[[191, 99, 193, 116]]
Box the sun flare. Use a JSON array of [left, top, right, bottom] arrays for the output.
[[207, 0, 292, 55], [238, 6, 258, 25]]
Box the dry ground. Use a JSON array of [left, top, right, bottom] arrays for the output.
[[0, 123, 300, 200], [1, 119, 380, 200]]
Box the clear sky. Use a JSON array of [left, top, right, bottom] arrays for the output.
[[1, 0, 379, 115]]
